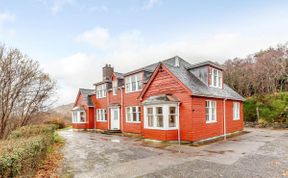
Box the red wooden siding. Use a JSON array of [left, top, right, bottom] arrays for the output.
[[141, 66, 193, 141]]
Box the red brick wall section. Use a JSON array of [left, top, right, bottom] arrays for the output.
[[191, 97, 244, 142], [91, 94, 108, 130], [123, 90, 142, 133], [226, 100, 244, 133], [141, 67, 193, 141]]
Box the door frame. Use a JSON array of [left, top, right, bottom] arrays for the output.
[[110, 107, 120, 130]]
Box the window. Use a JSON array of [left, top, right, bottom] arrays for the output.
[[169, 107, 176, 127], [96, 109, 107, 121], [210, 68, 222, 88], [126, 106, 141, 123], [125, 73, 143, 93], [96, 84, 107, 98], [144, 104, 178, 130], [206, 100, 216, 123], [112, 80, 117, 95], [233, 102, 240, 120], [72, 111, 86, 123]]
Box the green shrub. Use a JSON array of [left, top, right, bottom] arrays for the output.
[[8, 124, 58, 139], [0, 124, 58, 178], [244, 92, 288, 127], [44, 118, 66, 129]]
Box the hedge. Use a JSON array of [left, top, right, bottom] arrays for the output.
[[0, 124, 58, 178]]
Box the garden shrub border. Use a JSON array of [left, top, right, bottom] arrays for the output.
[[0, 124, 58, 178]]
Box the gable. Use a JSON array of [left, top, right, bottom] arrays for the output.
[[140, 64, 192, 101]]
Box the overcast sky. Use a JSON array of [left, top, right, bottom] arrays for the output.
[[1, 0, 288, 106]]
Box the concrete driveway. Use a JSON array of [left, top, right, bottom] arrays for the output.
[[58, 128, 288, 178]]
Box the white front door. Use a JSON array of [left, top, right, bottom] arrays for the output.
[[110, 108, 120, 130]]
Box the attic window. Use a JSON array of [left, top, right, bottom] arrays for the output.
[[209, 68, 222, 88]]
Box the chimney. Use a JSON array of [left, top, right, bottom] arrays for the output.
[[174, 56, 180, 67], [102, 64, 114, 81]]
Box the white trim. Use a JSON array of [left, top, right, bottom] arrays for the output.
[[96, 109, 107, 122], [96, 84, 107, 98], [205, 100, 217, 123], [125, 106, 141, 123], [233, 102, 240, 120], [209, 67, 222, 88], [112, 80, 118, 95], [144, 104, 178, 130], [72, 110, 86, 123], [125, 73, 143, 93]]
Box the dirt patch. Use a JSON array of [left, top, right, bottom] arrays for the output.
[[34, 142, 64, 178]]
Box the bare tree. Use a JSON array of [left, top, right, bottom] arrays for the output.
[[223, 43, 288, 97], [0, 45, 55, 139]]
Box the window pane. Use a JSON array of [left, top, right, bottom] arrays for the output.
[[148, 115, 153, 127], [156, 107, 163, 114], [157, 115, 163, 127], [169, 107, 176, 114], [80, 112, 85, 122], [147, 108, 153, 114], [169, 115, 176, 127], [126, 108, 131, 121]]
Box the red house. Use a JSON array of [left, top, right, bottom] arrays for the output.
[[72, 56, 244, 142]]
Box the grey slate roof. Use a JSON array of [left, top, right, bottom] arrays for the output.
[[114, 72, 124, 79], [162, 58, 245, 101], [79, 88, 94, 107]]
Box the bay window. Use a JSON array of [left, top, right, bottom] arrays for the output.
[[125, 73, 143, 93], [96, 84, 106, 98], [210, 68, 222, 88], [233, 102, 240, 120], [206, 100, 216, 123], [96, 109, 107, 121], [72, 110, 86, 123], [126, 106, 141, 123], [144, 104, 178, 130]]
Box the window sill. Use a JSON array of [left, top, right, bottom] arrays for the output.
[[233, 118, 240, 121], [206, 121, 217, 124], [125, 90, 142, 94], [72, 122, 87, 124], [96, 97, 106, 99], [144, 127, 178, 130]]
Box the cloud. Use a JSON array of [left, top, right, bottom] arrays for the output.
[[37, 0, 75, 15], [0, 12, 15, 24], [143, 0, 161, 10], [75, 27, 110, 49], [51, 0, 75, 15], [0, 11, 16, 38]]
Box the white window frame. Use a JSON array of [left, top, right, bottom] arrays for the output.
[[112, 80, 118, 95], [72, 110, 86, 123], [144, 104, 178, 130], [96, 109, 107, 122], [125, 73, 143, 93], [206, 100, 217, 123], [210, 67, 222, 88], [233, 102, 240, 120], [96, 84, 107, 98], [125, 106, 141, 123]]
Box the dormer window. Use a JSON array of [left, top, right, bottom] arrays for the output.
[[210, 68, 222, 88], [112, 80, 117, 95], [125, 73, 143, 93], [96, 84, 106, 98]]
